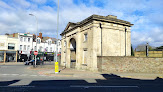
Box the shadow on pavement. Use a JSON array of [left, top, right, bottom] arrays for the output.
[[0, 74, 163, 92], [0, 80, 20, 86]]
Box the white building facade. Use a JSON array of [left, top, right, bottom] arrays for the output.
[[18, 33, 33, 55], [0, 35, 19, 62], [0, 32, 61, 62]]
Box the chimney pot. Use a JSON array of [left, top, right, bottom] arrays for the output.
[[39, 32, 42, 39], [13, 33, 15, 37]]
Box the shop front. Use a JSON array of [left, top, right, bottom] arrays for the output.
[[0, 50, 18, 63], [0, 51, 4, 63], [44, 52, 54, 61], [30, 51, 44, 61]]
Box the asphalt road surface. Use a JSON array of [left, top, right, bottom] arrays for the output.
[[0, 63, 163, 92]]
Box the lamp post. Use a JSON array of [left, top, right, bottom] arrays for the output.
[[55, 0, 59, 73], [29, 14, 38, 68]]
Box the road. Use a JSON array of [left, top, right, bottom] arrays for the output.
[[0, 63, 163, 92]]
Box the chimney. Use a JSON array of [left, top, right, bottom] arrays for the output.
[[13, 33, 15, 37], [33, 34, 36, 41], [106, 15, 117, 19], [39, 32, 42, 39]]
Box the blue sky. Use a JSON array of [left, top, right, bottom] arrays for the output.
[[0, 0, 163, 47]]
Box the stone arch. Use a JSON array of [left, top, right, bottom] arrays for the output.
[[68, 37, 77, 68]]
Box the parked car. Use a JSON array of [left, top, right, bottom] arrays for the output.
[[25, 60, 44, 65]]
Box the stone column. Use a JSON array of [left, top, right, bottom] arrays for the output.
[[66, 48, 71, 68], [90, 25, 99, 71], [75, 31, 82, 70], [61, 39, 65, 66], [4, 51, 6, 63]]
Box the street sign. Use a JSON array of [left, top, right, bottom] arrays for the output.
[[34, 51, 38, 55]]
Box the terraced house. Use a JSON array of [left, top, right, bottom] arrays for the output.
[[0, 32, 61, 63], [60, 14, 133, 71]]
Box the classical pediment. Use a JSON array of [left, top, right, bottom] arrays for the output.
[[64, 22, 77, 31]]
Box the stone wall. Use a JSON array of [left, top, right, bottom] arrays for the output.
[[97, 56, 163, 73]]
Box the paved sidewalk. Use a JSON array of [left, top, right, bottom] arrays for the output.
[[29, 65, 163, 80], [29, 65, 104, 79]]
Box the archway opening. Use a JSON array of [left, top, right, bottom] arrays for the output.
[[70, 38, 76, 68]]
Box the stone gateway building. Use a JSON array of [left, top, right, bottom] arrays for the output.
[[60, 14, 133, 71]]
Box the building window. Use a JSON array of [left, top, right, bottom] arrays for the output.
[[27, 45, 30, 50], [34, 46, 36, 51], [8, 43, 15, 50], [55, 41, 57, 44], [46, 47, 48, 52], [58, 42, 60, 46], [48, 41, 51, 45], [84, 33, 88, 41], [20, 37, 23, 42], [37, 39, 40, 44], [50, 47, 52, 52], [28, 38, 30, 42], [24, 37, 27, 42], [24, 45, 26, 50], [20, 45, 22, 50], [60, 48, 61, 52], [39, 46, 42, 51]]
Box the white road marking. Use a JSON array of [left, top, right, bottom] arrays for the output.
[[1, 74, 10, 75], [20, 74, 28, 76], [39, 75, 46, 77], [11, 74, 19, 76]]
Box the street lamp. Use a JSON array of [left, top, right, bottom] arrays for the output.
[[55, 0, 59, 73], [29, 14, 38, 68]]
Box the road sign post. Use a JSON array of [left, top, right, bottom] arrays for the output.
[[27, 54, 30, 61], [34, 51, 38, 68]]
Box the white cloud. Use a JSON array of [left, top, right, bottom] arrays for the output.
[[0, 1, 13, 9], [0, 0, 162, 47], [12, 0, 31, 8], [131, 27, 163, 47]]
